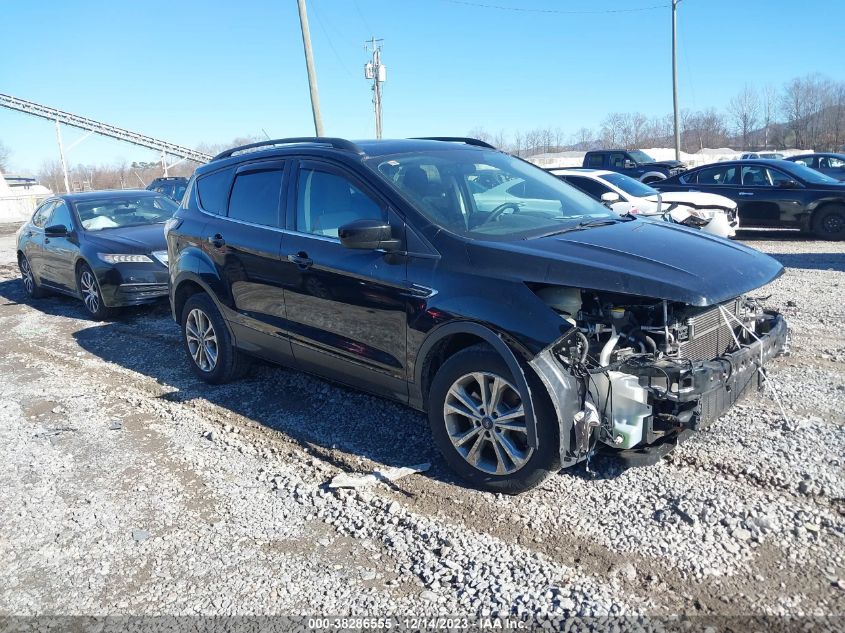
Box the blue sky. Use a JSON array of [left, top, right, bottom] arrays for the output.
[[1, 0, 841, 173]]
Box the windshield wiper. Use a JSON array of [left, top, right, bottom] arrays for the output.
[[527, 216, 632, 240]]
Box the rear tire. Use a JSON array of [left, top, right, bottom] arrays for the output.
[[76, 263, 114, 320], [428, 344, 559, 494], [812, 204, 845, 240], [18, 254, 48, 299], [181, 293, 251, 384]]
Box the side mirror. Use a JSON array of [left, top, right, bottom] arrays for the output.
[[777, 179, 799, 189], [45, 224, 68, 237], [624, 160, 637, 169], [600, 192, 621, 204], [338, 219, 401, 251]]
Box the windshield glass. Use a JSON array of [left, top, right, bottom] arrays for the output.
[[628, 150, 656, 164], [74, 195, 178, 231], [601, 172, 659, 197], [781, 161, 841, 185], [366, 150, 615, 240]]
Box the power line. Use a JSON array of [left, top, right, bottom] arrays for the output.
[[437, 0, 669, 15], [310, 0, 355, 77]]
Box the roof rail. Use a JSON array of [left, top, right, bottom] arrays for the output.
[[411, 136, 496, 149], [212, 137, 362, 161]]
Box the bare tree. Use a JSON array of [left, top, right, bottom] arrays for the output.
[[467, 127, 493, 144], [0, 140, 10, 173], [600, 113, 625, 148], [761, 84, 778, 149], [570, 127, 595, 150], [492, 130, 509, 150], [728, 84, 760, 149]]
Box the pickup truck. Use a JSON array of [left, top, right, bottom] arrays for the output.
[[583, 150, 686, 183]]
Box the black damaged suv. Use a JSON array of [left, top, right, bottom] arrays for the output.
[[166, 137, 787, 493]]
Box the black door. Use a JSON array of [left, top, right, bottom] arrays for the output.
[[736, 165, 805, 227], [202, 159, 295, 363], [40, 201, 81, 291], [24, 200, 55, 282], [279, 159, 408, 401]]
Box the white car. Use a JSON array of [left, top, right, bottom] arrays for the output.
[[549, 168, 739, 238], [741, 152, 785, 160]]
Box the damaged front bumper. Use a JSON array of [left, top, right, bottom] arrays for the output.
[[529, 311, 788, 469]]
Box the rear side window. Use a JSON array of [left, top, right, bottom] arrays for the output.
[[564, 176, 611, 200], [695, 165, 737, 186], [585, 154, 604, 168], [32, 201, 55, 228], [227, 167, 284, 226], [196, 167, 234, 214]]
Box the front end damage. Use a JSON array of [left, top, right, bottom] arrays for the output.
[[528, 287, 788, 468]]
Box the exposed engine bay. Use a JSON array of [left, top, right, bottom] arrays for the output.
[[529, 285, 787, 465]]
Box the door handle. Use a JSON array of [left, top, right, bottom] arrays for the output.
[[738, 192, 754, 196], [207, 234, 225, 248], [287, 252, 313, 268]]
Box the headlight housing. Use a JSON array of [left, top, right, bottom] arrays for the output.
[[98, 253, 153, 264], [151, 250, 169, 266]]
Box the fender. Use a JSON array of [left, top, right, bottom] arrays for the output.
[[411, 321, 541, 449], [640, 171, 666, 183]]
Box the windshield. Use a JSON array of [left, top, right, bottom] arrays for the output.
[[628, 150, 656, 164], [366, 150, 615, 240], [74, 195, 179, 231], [782, 161, 842, 185], [601, 172, 659, 197]]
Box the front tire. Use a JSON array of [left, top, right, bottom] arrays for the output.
[[428, 344, 559, 493], [19, 254, 48, 299], [181, 293, 250, 384], [812, 204, 845, 240], [76, 263, 113, 320]]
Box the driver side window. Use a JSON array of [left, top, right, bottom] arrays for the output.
[[296, 168, 384, 238], [49, 202, 73, 230]]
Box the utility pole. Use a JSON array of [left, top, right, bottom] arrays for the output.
[[296, 0, 324, 136], [672, 0, 682, 161], [364, 38, 386, 139], [54, 119, 70, 193]]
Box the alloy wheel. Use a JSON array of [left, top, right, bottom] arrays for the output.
[[185, 308, 218, 372], [79, 270, 101, 314], [20, 258, 34, 295], [443, 371, 533, 475]]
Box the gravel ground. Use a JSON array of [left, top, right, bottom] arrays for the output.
[[0, 223, 843, 625]]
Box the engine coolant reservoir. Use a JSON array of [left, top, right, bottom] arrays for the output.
[[589, 371, 652, 449], [536, 287, 581, 325]]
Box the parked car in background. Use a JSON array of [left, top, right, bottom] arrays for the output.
[[549, 168, 738, 238], [582, 149, 686, 183], [16, 190, 177, 318], [654, 159, 845, 238], [166, 136, 786, 493], [786, 153, 845, 181], [740, 152, 785, 160], [146, 176, 189, 202]]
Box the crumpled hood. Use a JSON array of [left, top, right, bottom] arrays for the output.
[[466, 219, 783, 306], [84, 224, 166, 253], [644, 191, 737, 210]]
